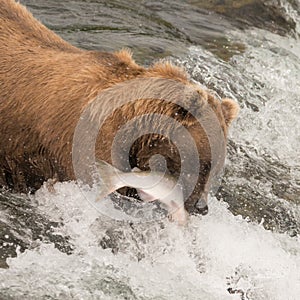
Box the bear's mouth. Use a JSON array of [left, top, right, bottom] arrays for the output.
[[109, 189, 168, 220], [113, 187, 208, 217]]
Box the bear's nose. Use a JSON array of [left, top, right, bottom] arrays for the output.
[[193, 198, 209, 215]]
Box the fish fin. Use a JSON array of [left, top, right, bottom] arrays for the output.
[[96, 160, 122, 201], [137, 189, 157, 202]]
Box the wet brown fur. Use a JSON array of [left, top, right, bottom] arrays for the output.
[[0, 0, 239, 211]]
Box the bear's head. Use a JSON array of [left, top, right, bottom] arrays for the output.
[[123, 93, 238, 215], [88, 60, 239, 215]]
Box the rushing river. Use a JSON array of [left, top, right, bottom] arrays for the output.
[[1, 0, 300, 299]]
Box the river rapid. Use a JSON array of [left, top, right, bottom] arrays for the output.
[[0, 0, 299, 299]]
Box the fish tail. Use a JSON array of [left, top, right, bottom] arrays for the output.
[[96, 160, 122, 201]]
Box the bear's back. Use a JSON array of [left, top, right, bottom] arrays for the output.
[[0, 0, 79, 52]]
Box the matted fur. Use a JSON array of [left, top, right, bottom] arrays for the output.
[[0, 0, 239, 212]]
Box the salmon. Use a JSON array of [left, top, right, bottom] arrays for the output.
[[96, 160, 188, 225]]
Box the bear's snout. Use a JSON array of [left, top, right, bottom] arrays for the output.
[[188, 196, 209, 216]]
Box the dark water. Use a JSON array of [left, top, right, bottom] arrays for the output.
[[0, 0, 300, 299]]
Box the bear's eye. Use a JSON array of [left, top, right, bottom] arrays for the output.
[[175, 106, 189, 118]]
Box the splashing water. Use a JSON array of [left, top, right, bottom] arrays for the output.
[[1, 181, 300, 300]]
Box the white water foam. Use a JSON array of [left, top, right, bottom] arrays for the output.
[[0, 182, 299, 299]]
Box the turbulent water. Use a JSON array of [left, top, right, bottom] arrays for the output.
[[1, 0, 300, 299]]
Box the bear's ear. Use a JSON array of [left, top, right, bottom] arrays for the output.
[[221, 98, 240, 126]]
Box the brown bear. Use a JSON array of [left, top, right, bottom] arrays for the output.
[[0, 0, 239, 214]]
